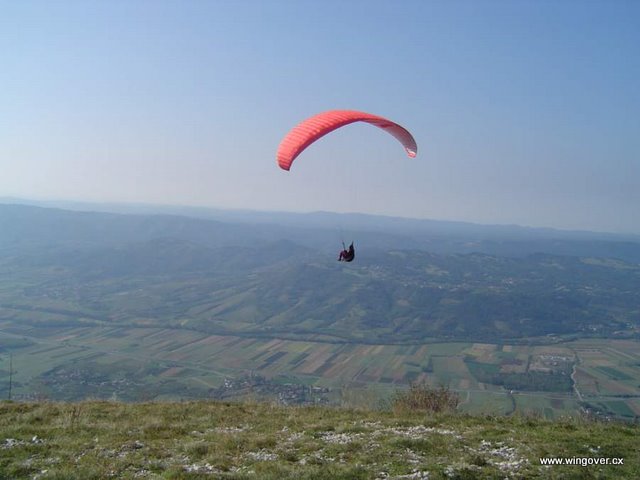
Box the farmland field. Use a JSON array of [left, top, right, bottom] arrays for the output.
[[2, 321, 638, 419]]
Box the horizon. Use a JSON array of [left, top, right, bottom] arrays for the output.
[[2, 195, 640, 239]]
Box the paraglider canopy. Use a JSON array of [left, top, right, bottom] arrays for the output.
[[277, 110, 417, 171]]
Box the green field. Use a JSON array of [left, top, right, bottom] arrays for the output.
[[2, 322, 639, 420]]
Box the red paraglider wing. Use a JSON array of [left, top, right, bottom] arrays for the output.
[[277, 110, 417, 171]]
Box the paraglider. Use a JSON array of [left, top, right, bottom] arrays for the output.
[[276, 110, 417, 262], [338, 242, 355, 262], [276, 110, 417, 171]]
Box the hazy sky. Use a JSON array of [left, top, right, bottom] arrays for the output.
[[2, 0, 639, 233]]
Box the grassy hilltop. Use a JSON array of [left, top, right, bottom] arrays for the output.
[[1, 400, 638, 479]]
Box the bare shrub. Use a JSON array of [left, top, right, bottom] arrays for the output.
[[392, 382, 460, 414]]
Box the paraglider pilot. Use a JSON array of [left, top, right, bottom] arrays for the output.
[[338, 242, 355, 262]]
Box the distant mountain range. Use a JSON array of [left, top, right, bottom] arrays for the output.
[[1, 198, 640, 261], [1, 201, 638, 343]]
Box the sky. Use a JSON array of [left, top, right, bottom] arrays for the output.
[[1, 0, 639, 234]]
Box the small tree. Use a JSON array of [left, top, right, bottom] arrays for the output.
[[8, 353, 12, 401], [392, 381, 459, 414]]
